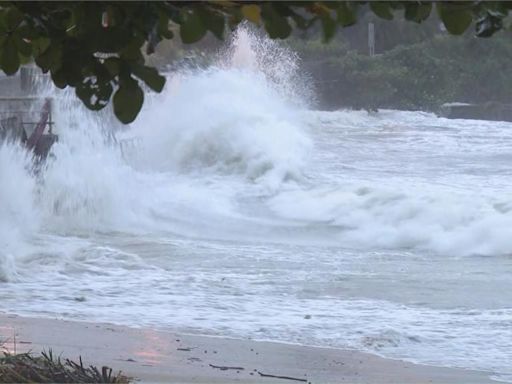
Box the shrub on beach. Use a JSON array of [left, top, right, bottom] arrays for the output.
[[0, 350, 131, 383]]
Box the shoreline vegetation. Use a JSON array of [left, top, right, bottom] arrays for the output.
[[0, 350, 131, 384], [291, 32, 512, 113], [0, 313, 495, 384]]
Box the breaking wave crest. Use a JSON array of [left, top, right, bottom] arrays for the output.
[[2, 25, 512, 284], [0, 143, 38, 281], [127, 27, 313, 189]]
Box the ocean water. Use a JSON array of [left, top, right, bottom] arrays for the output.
[[1, 28, 511, 381]]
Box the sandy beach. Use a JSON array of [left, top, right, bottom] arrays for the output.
[[0, 313, 495, 383]]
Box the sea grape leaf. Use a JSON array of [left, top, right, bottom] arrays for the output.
[[242, 5, 261, 25], [404, 3, 432, 23], [50, 68, 67, 89], [35, 42, 63, 73], [370, 2, 394, 20], [262, 3, 292, 39], [337, 2, 357, 27], [132, 64, 165, 92], [14, 34, 32, 56], [198, 8, 225, 40], [180, 8, 207, 44], [113, 77, 144, 124], [76, 78, 113, 111], [0, 36, 20, 75], [6, 7, 23, 31], [437, 3, 473, 35], [321, 15, 337, 42]]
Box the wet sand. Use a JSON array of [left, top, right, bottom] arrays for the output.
[[0, 313, 494, 383]]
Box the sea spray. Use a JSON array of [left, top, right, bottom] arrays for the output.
[[0, 143, 38, 281], [127, 27, 313, 190], [225, 26, 314, 108], [39, 121, 141, 233]]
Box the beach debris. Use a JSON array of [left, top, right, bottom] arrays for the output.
[[209, 364, 245, 371], [257, 370, 308, 382], [0, 349, 131, 383], [177, 347, 192, 352]]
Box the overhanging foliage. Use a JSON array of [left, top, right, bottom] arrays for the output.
[[0, 350, 131, 383], [0, 1, 510, 123]]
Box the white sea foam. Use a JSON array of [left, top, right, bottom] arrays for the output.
[[128, 27, 312, 191], [0, 143, 38, 281], [268, 181, 512, 256]]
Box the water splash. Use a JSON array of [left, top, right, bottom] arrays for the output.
[[127, 26, 313, 190], [0, 143, 37, 281], [0, 24, 315, 271], [224, 26, 314, 107]]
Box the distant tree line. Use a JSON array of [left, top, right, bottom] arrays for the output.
[[290, 16, 512, 111]]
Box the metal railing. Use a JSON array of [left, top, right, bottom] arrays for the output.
[[0, 96, 55, 153]]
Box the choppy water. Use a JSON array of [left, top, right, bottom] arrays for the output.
[[1, 29, 511, 381]]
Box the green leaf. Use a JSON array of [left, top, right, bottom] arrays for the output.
[[437, 3, 473, 35], [179, 9, 207, 44], [242, 4, 261, 24], [59, 57, 83, 87], [19, 52, 31, 65], [157, 13, 173, 39], [14, 34, 32, 56], [416, 3, 433, 22], [76, 78, 113, 111], [6, 7, 23, 30], [113, 77, 144, 124], [203, 12, 226, 40], [336, 2, 357, 27], [0, 36, 20, 75], [197, 8, 225, 40], [32, 37, 50, 56], [35, 42, 62, 72], [119, 34, 145, 61], [132, 64, 165, 92], [103, 57, 120, 77], [321, 15, 337, 42], [370, 2, 394, 20], [262, 3, 292, 39], [51, 68, 68, 89], [0, 10, 6, 33], [404, 3, 432, 23]]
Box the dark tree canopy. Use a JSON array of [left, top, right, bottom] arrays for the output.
[[0, 1, 510, 123]]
